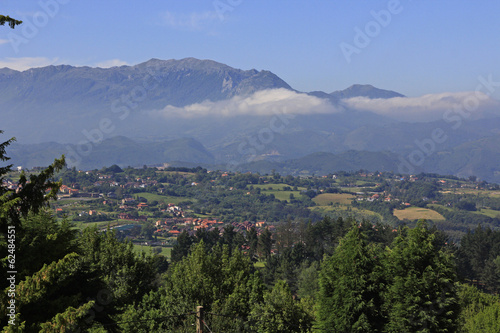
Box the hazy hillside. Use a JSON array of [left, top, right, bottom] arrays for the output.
[[8, 136, 214, 170]]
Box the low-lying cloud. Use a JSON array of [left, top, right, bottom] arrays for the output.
[[0, 57, 60, 71], [149, 89, 500, 122], [150, 88, 341, 118], [342, 92, 500, 122], [94, 59, 130, 68]]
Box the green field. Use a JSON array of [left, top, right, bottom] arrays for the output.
[[252, 184, 305, 201], [310, 205, 382, 219], [475, 208, 500, 218], [136, 192, 189, 205], [313, 193, 355, 205], [133, 244, 172, 258], [430, 203, 500, 219], [56, 197, 93, 204], [441, 189, 500, 198], [72, 220, 123, 230], [340, 187, 371, 193], [393, 207, 446, 221], [428, 203, 452, 211]]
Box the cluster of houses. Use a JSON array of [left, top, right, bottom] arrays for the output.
[[153, 217, 268, 238], [355, 192, 401, 203], [59, 185, 100, 198], [2, 179, 19, 192]]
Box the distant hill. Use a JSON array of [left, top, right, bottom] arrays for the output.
[[234, 151, 402, 176], [424, 134, 500, 182], [8, 136, 214, 170], [308, 84, 404, 104]]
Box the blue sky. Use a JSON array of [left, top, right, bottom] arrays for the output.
[[1, 0, 500, 98]]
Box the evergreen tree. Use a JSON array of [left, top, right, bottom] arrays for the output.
[[250, 280, 313, 333], [247, 226, 259, 259], [257, 228, 272, 259], [170, 230, 193, 262], [316, 225, 385, 332], [383, 221, 459, 333]]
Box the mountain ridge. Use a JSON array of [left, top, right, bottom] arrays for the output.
[[2, 57, 500, 182]]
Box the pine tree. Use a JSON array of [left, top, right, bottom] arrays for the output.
[[383, 221, 459, 333], [316, 225, 385, 332], [258, 228, 272, 259], [250, 280, 313, 333]]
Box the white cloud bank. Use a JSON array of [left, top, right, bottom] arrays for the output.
[[342, 92, 500, 122], [0, 57, 59, 71], [150, 88, 340, 118], [94, 59, 130, 68]]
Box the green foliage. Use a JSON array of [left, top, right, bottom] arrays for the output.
[[458, 283, 500, 333], [316, 225, 385, 332], [257, 228, 272, 258], [120, 242, 263, 332], [11, 157, 65, 222], [250, 280, 313, 333], [170, 230, 193, 262], [39, 300, 96, 333], [383, 221, 459, 333], [297, 261, 320, 300], [0, 253, 92, 331], [315, 221, 460, 332], [0, 135, 65, 237], [78, 227, 158, 307], [0, 15, 22, 28], [457, 225, 500, 292], [463, 305, 500, 333], [303, 216, 352, 260], [10, 211, 78, 282]]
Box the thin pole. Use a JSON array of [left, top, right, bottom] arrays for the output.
[[196, 306, 204, 333]]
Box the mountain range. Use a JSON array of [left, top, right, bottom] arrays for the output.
[[2, 58, 500, 182]]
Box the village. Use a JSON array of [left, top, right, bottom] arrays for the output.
[[3, 164, 499, 254]]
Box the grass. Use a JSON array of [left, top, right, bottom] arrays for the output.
[[340, 187, 370, 193], [251, 184, 305, 202], [429, 203, 500, 218], [71, 220, 123, 230], [252, 184, 287, 190], [272, 191, 301, 201], [313, 193, 355, 205], [133, 244, 172, 258], [136, 192, 190, 205], [393, 207, 446, 221], [441, 189, 500, 198], [254, 261, 265, 268], [56, 197, 96, 205], [474, 208, 500, 218], [310, 205, 382, 218], [428, 203, 452, 211]]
